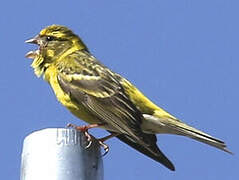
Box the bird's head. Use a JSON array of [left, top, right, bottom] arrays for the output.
[[25, 24, 88, 77]]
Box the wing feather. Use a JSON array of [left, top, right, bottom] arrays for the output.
[[56, 50, 169, 158]]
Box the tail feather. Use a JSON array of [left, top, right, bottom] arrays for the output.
[[165, 119, 232, 154], [142, 114, 232, 154]]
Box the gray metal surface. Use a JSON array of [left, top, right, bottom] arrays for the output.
[[20, 128, 103, 180]]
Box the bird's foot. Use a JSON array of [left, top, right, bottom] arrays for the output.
[[66, 123, 118, 156], [67, 123, 98, 143], [66, 123, 107, 151], [98, 133, 119, 156], [67, 123, 93, 148]]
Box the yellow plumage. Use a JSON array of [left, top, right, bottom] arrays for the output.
[[44, 65, 101, 125], [26, 25, 231, 171]]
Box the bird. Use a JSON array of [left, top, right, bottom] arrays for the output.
[[25, 24, 231, 171]]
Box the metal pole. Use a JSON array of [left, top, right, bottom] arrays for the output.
[[20, 128, 103, 180]]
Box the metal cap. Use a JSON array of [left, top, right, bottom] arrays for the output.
[[20, 128, 103, 180]]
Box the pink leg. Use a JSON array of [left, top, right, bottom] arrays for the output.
[[67, 123, 119, 156], [67, 123, 104, 141]]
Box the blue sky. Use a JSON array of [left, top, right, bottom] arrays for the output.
[[0, 0, 238, 179]]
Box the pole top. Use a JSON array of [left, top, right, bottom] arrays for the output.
[[21, 128, 104, 180]]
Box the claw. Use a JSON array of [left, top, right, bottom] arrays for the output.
[[97, 133, 119, 157], [66, 123, 93, 148], [84, 130, 91, 141], [85, 140, 92, 149], [98, 140, 109, 157], [66, 123, 102, 149], [83, 130, 93, 149], [66, 123, 118, 156]]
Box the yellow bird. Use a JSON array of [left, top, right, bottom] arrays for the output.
[[25, 25, 231, 171]]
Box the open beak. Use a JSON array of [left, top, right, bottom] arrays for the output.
[[25, 35, 40, 44], [25, 35, 41, 59]]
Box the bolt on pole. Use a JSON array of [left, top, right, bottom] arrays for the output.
[[20, 128, 104, 180]]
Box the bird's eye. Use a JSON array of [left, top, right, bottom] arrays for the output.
[[46, 36, 54, 41]]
